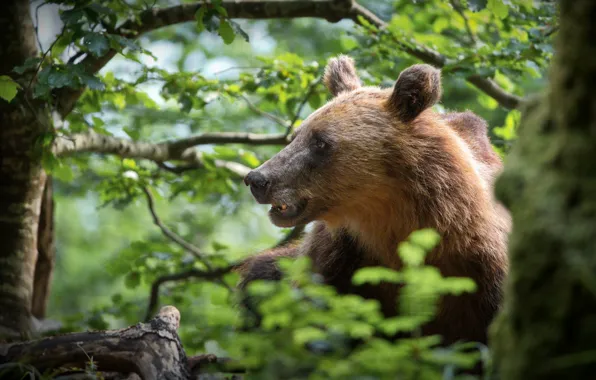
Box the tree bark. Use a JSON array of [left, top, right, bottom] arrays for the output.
[[491, 0, 596, 378], [0, 306, 192, 380], [32, 177, 55, 319], [0, 0, 48, 339]]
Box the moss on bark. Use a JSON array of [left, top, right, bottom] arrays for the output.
[[491, 0, 596, 378]]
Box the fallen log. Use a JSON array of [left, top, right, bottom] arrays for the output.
[[0, 306, 191, 380]]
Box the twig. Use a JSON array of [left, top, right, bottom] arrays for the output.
[[67, 50, 87, 65], [213, 66, 261, 76], [142, 186, 238, 308], [142, 186, 213, 269], [287, 77, 322, 136], [156, 161, 203, 174], [240, 95, 290, 129], [449, 0, 478, 46], [144, 266, 236, 321], [26, 26, 65, 96]]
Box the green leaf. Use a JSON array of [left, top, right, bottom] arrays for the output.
[[432, 18, 449, 33], [214, 5, 228, 17], [487, 0, 509, 19], [398, 242, 427, 267], [229, 19, 250, 42], [240, 151, 260, 168], [108, 35, 140, 52], [79, 73, 105, 91], [213, 146, 238, 159], [123, 127, 140, 140], [83, 32, 109, 57], [293, 327, 327, 346], [60, 8, 85, 24], [0, 75, 20, 102], [124, 271, 141, 289], [212, 241, 229, 252], [408, 228, 441, 251], [52, 162, 75, 183], [352, 267, 402, 285], [12, 57, 41, 74], [379, 316, 427, 335], [439, 277, 477, 295], [47, 68, 77, 89], [195, 6, 207, 33], [218, 19, 236, 45]]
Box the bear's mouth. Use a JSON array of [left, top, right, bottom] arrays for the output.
[[268, 199, 308, 227]]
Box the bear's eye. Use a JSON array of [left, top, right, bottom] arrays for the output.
[[315, 139, 327, 150]]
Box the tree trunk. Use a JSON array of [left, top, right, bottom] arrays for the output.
[[32, 177, 55, 319], [491, 0, 596, 378], [0, 0, 48, 339]]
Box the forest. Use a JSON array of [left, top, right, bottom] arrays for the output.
[[1, 0, 594, 379]]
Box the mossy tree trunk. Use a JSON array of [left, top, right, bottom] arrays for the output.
[[491, 0, 596, 378], [0, 0, 49, 339]]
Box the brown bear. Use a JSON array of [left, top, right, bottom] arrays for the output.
[[238, 55, 510, 347]]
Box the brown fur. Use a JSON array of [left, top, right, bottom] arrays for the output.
[[323, 54, 362, 96], [389, 64, 442, 122], [238, 55, 510, 347]]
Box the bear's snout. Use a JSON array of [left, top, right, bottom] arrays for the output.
[[244, 170, 271, 204]]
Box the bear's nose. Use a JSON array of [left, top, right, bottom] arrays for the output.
[[244, 170, 271, 204]]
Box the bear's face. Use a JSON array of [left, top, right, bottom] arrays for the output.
[[244, 55, 442, 228]]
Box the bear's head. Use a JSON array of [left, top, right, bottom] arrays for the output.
[[244, 55, 484, 241]]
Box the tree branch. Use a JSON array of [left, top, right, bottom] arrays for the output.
[[142, 186, 213, 268], [52, 130, 289, 178], [449, 0, 478, 46], [349, 3, 523, 109], [55, 0, 521, 119], [55, 0, 355, 117], [241, 95, 290, 129]]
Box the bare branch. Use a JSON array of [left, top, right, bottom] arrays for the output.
[[466, 75, 522, 110], [145, 267, 235, 322], [142, 186, 238, 309], [53, 130, 288, 157], [165, 131, 289, 152], [52, 130, 289, 178]]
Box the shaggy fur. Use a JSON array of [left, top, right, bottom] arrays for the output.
[[237, 55, 510, 346]]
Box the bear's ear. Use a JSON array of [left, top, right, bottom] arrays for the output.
[[388, 64, 442, 122], [323, 55, 362, 97]]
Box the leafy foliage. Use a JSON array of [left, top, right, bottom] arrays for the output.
[[11, 0, 556, 378], [0, 75, 20, 102]]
